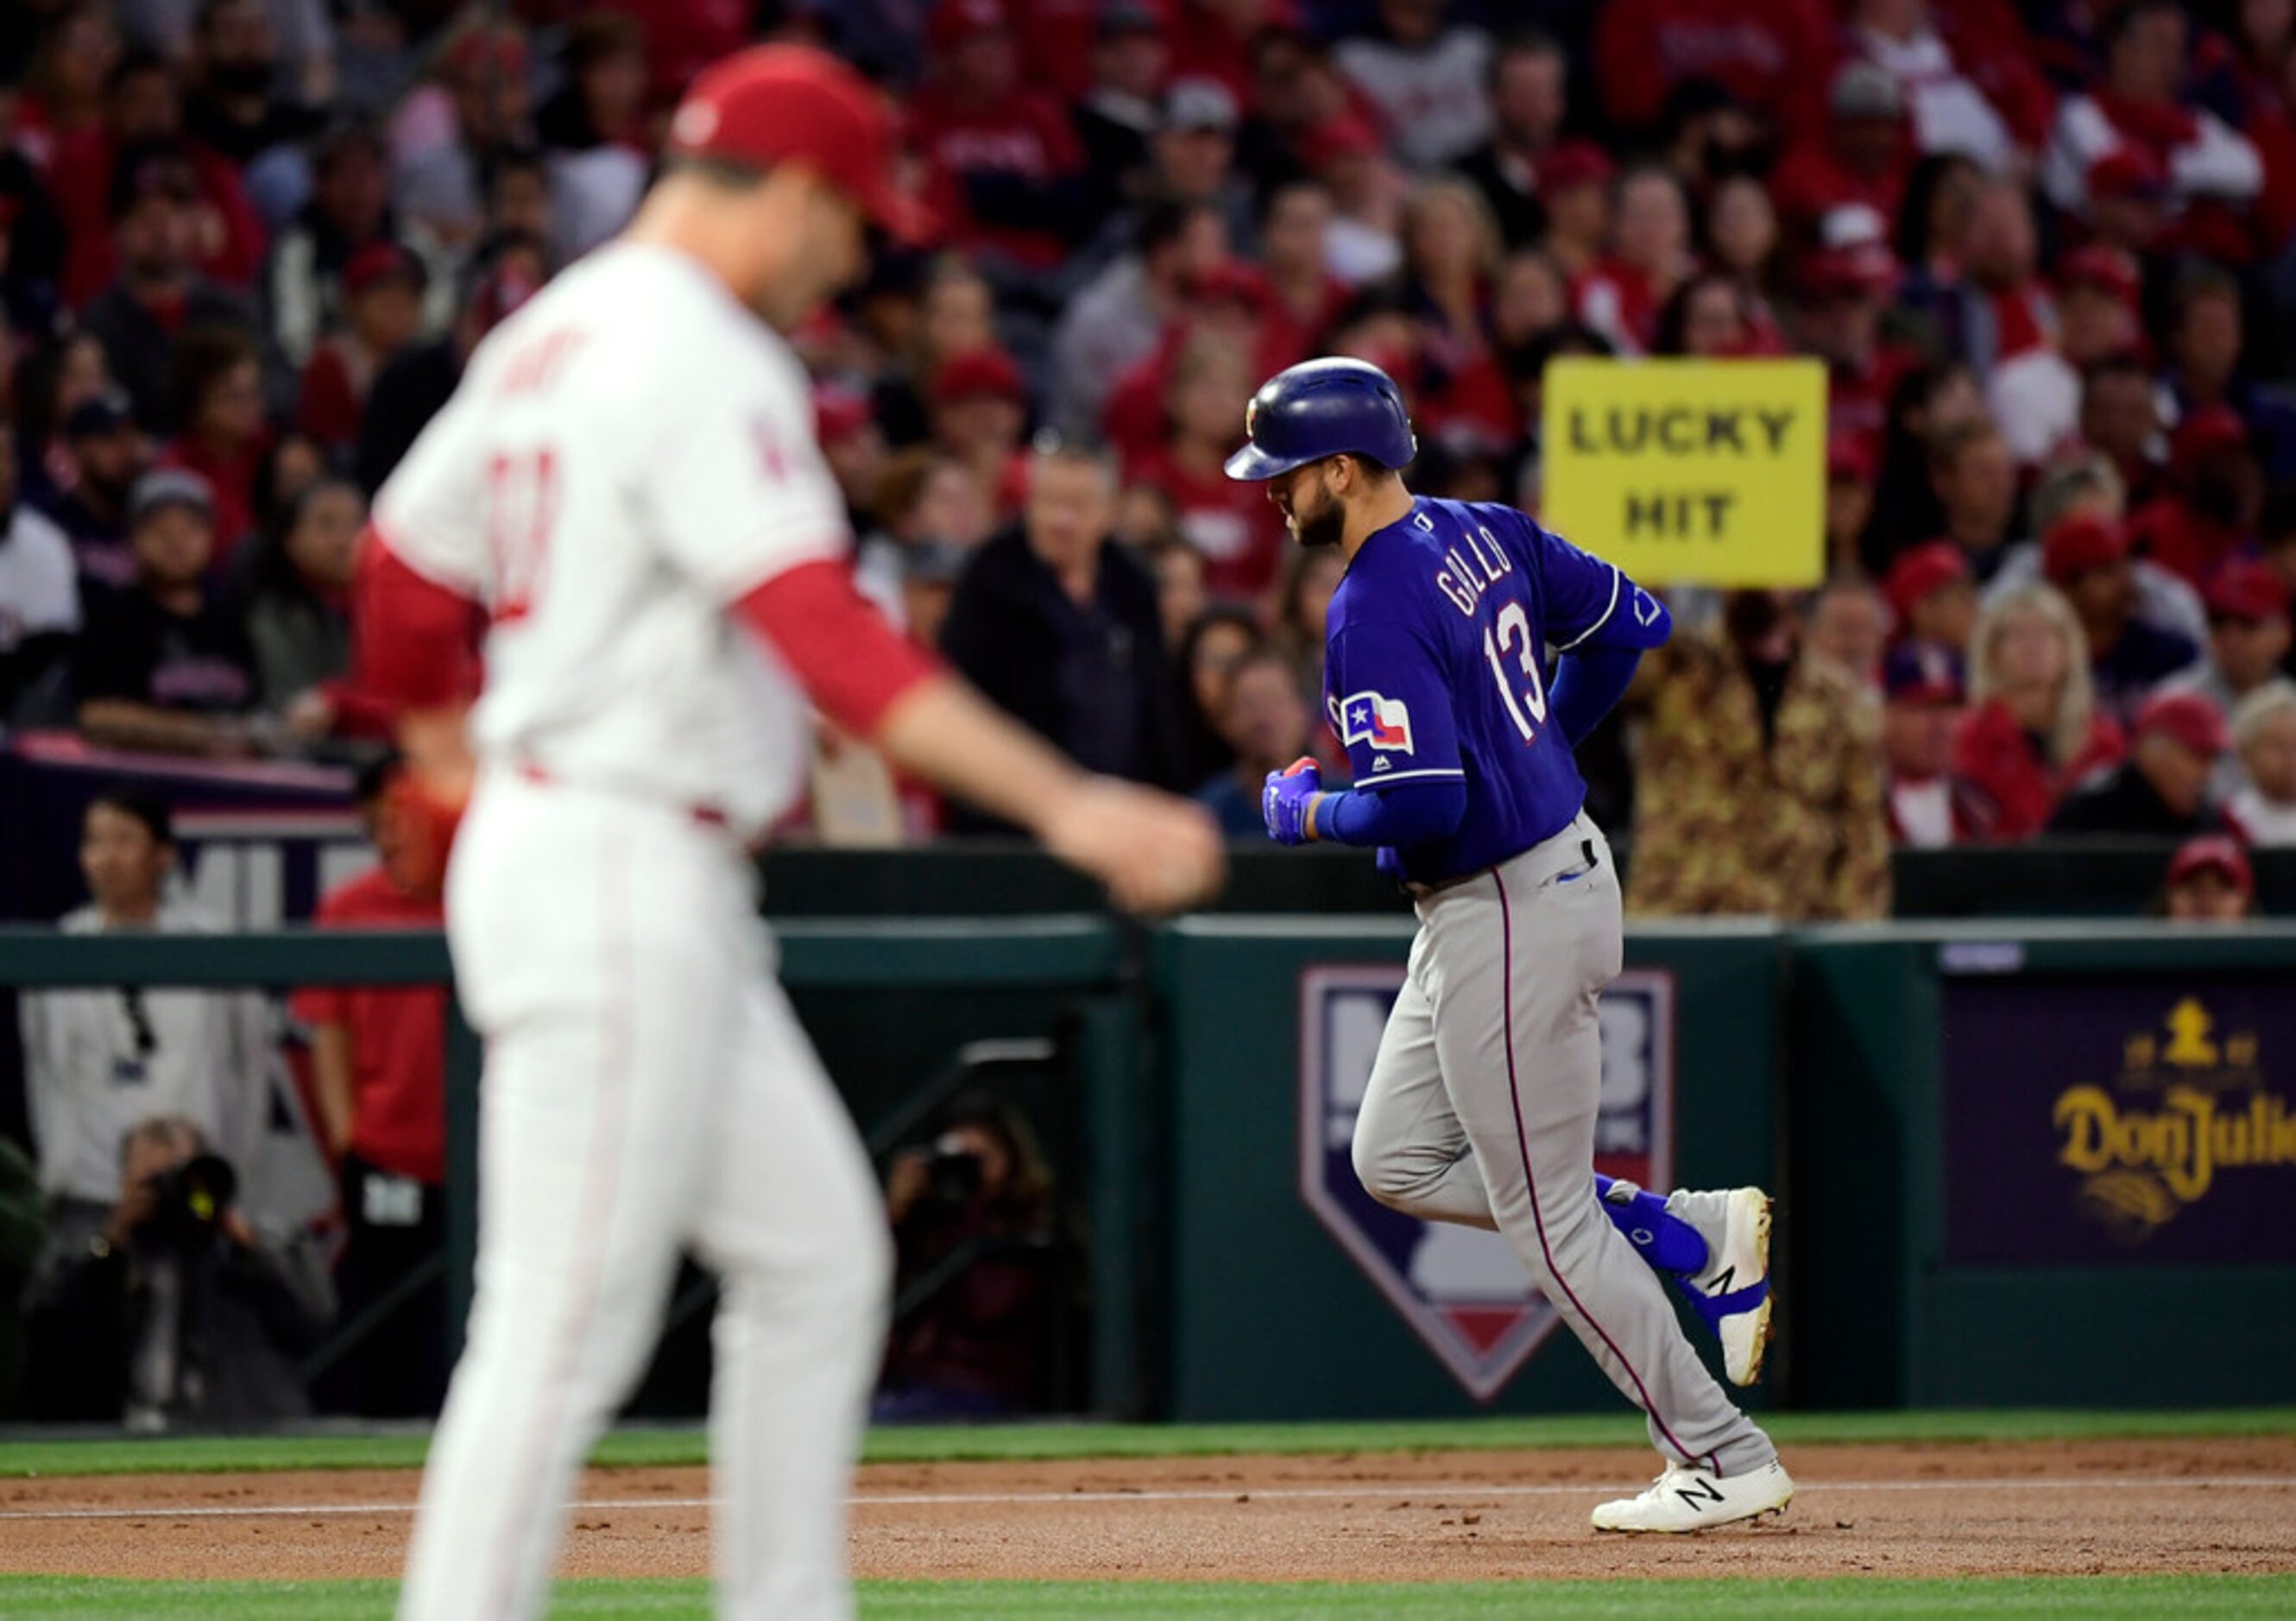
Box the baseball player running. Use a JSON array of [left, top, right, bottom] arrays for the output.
[[1228, 358, 1790, 1533], [353, 47, 1224, 1621]]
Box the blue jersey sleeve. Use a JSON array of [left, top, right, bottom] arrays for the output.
[[1327, 617, 1463, 791], [1491, 508, 1668, 653]]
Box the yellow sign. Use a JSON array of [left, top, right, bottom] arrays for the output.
[[1538, 358, 1826, 588]]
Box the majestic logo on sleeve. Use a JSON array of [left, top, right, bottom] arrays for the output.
[[1340, 691, 1414, 754]]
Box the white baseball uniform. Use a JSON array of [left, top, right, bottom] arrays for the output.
[[377, 241, 895, 1621]]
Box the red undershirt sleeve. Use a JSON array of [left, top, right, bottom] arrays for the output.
[[350, 527, 485, 713], [730, 559, 944, 737]]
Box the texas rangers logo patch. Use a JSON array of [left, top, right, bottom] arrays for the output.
[[1339, 691, 1414, 754], [1299, 965, 1676, 1401]]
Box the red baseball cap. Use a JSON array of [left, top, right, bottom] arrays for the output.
[[2204, 558, 2293, 623], [1537, 140, 1615, 193], [2135, 690, 2231, 756], [1883, 541, 1972, 623], [2167, 833, 2255, 895], [2171, 406, 2250, 474], [1827, 435, 1878, 483], [1185, 259, 1271, 314], [1300, 114, 1383, 170], [2089, 145, 2169, 201], [929, 0, 1012, 48], [2058, 244, 2139, 306], [668, 45, 933, 242], [343, 240, 426, 298], [2042, 512, 2130, 585], [931, 346, 1026, 405], [813, 384, 875, 445]]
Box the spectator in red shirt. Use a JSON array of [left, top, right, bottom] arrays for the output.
[[160, 325, 268, 572], [2055, 245, 2145, 369], [1593, 0, 1830, 142], [1705, 170, 1783, 304], [1957, 580, 2127, 839], [293, 755, 450, 1418], [1258, 180, 1347, 354], [1531, 140, 1613, 281], [17, 2, 119, 172], [1130, 330, 1281, 600], [929, 347, 1031, 520], [294, 242, 426, 457], [2129, 407, 2265, 587], [77, 142, 259, 434], [1771, 62, 1910, 244], [1844, 0, 2043, 173], [910, 0, 1088, 274], [1574, 166, 1694, 356], [48, 49, 268, 311], [1795, 230, 1910, 470], [1963, 178, 2078, 465]]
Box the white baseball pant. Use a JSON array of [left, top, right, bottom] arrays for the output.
[[398, 770, 891, 1621]]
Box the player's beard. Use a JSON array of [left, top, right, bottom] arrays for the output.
[[1292, 487, 1346, 550]]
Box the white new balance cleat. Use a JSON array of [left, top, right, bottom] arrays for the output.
[[1590, 1459, 1795, 1534], [1678, 1187, 1773, 1387]]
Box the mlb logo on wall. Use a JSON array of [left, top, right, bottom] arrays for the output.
[[1298, 965, 1675, 1400], [1339, 691, 1414, 754]]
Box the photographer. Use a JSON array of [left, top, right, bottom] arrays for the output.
[[23, 1117, 327, 1429], [875, 1095, 1065, 1421]]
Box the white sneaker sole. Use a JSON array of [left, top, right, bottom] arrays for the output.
[[1715, 1189, 1773, 1388], [1591, 1463, 1795, 1534]]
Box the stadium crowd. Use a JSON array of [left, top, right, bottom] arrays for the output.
[[1, 0, 2294, 924]]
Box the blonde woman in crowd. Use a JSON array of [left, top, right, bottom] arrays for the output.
[[1955, 582, 2126, 838], [2227, 685, 2296, 844]]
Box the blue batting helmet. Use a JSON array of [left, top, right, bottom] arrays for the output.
[[1222, 357, 1417, 481]]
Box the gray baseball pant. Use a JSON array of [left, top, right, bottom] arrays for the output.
[[1351, 810, 1776, 1476]]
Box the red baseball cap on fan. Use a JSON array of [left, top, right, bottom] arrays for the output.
[[667, 46, 934, 242]]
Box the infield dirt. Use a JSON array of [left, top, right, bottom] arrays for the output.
[[3, 1436, 2293, 1585]]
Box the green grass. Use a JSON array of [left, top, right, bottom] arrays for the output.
[[2, 1576, 2293, 1619], [0, 1408, 2290, 1479]]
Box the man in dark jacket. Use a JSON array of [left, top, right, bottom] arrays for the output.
[[2047, 691, 2229, 837], [940, 438, 1182, 829]]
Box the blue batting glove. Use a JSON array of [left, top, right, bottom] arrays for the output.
[[1262, 757, 1321, 845]]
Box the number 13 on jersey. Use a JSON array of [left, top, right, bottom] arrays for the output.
[[1483, 599, 1549, 742]]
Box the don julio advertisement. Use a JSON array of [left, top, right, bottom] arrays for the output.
[[1944, 978, 2296, 1265]]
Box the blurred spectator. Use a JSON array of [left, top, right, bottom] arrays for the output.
[[1073, 0, 1170, 217], [854, 446, 993, 630], [1142, 533, 1208, 653], [2161, 560, 2296, 793], [1258, 180, 1346, 354], [1050, 199, 1227, 439], [180, 0, 321, 211], [1273, 541, 1346, 697], [1400, 176, 1498, 359], [0, 416, 82, 722], [2227, 685, 2296, 843], [1706, 173, 1782, 306], [1533, 140, 1613, 281], [909, 0, 1087, 276], [2047, 688, 2230, 836], [293, 241, 426, 456], [2129, 406, 2265, 585], [293, 755, 448, 1417], [2041, 511, 2200, 722], [817, 386, 892, 533], [1927, 418, 2022, 581], [1861, 358, 1985, 567], [1334, 0, 1492, 172], [929, 346, 1031, 518], [1957, 582, 2126, 839], [353, 231, 545, 493], [2160, 834, 2258, 919], [1843, 0, 2041, 173], [36, 385, 150, 598], [17, 794, 272, 1215], [1131, 330, 1281, 599], [22, 1113, 326, 1428], [2078, 355, 2166, 509], [877, 1093, 1063, 1420], [1773, 63, 1911, 243], [1894, 150, 1982, 341], [49, 50, 265, 309], [1196, 645, 1323, 835], [1884, 541, 1977, 653], [2055, 247, 2145, 370], [1826, 440, 1880, 575], [1882, 641, 1984, 845], [1141, 77, 1254, 250], [1173, 602, 1260, 788], [393, 20, 533, 250], [1575, 166, 1694, 356], [2043, 0, 2264, 243], [77, 139, 257, 432], [939, 438, 1181, 819], [1626, 590, 1889, 920], [1798, 224, 1913, 470], [535, 12, 649, 261], [73, 469, 259, 757], [262, 120, 437, 375], [1652, 271, 1757, 358], [874, 256, 1003, 448], [1593, 0, 1829, 142], [242, 474, 359, 723], [1299, 111, 1404, 284], [1984, 453, 2210, 646], [1807, 575, 1889, 685], [1455, 30, 1567, 248], [1963, 179, 2079, 466], [18, 3, 122, 171], [2081, 144, 2173, 254], [159, 324, 268, 565]]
